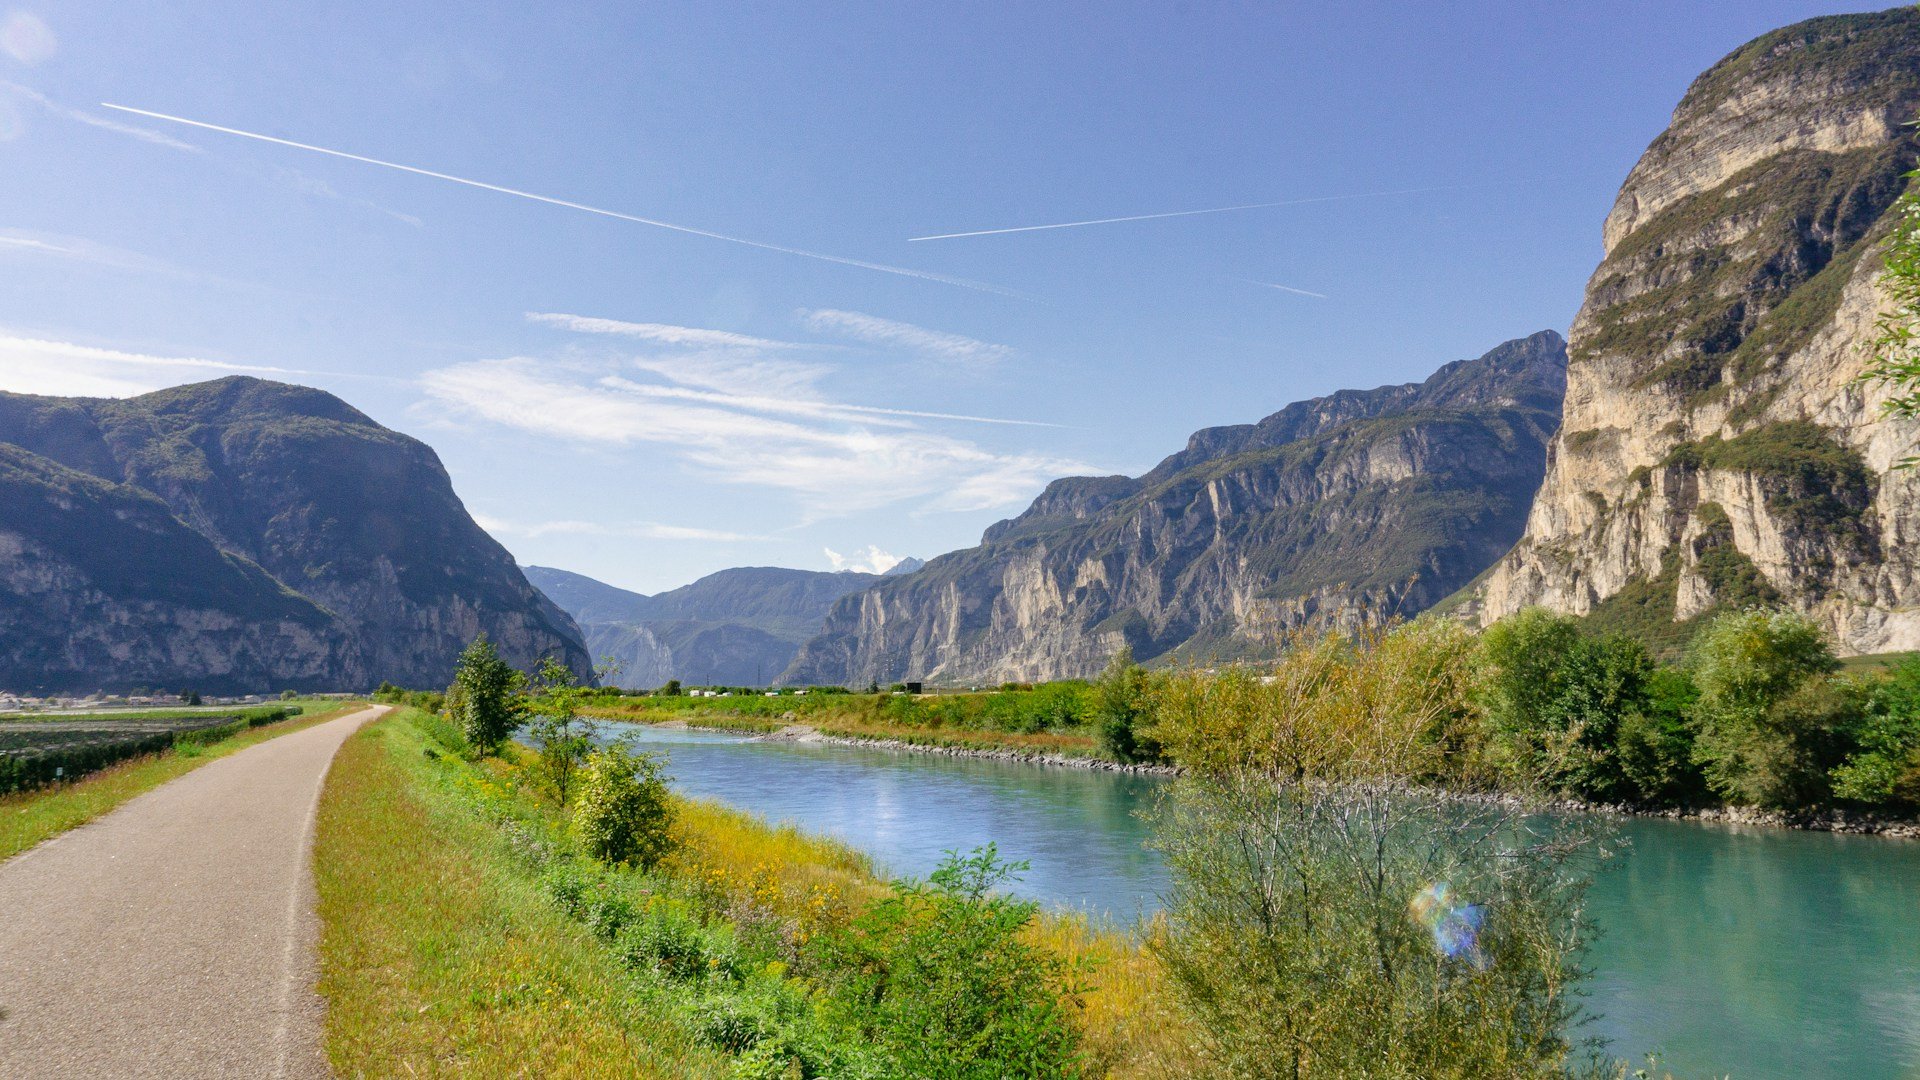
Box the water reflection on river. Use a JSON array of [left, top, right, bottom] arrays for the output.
[[614, 723, 1920, 1080]]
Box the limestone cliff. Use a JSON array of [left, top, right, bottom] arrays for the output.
[[1476, 9, 1920, 655], [784, 332, 1568, 686], [0, 378, 591, 691]]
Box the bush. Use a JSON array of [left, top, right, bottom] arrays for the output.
[[1147, 622, 1603, 1077], [1689, 609, 1848, 806], [572, 745, 675, 869], [810, 845, 1086, 1079]]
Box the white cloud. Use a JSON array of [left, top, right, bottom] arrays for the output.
[[474, 513, 759, 543], [824, 545, 904, 574], [420, 355, 1087, 514], [528, 312, 811, 352], [0, 11, 54, 65], [1, 82, 196, 151], [0, 334, 322, 398], [799, 308, 1012, 367]]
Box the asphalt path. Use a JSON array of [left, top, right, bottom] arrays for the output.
[[0, 705, 386, 1078]]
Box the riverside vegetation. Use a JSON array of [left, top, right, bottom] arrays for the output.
[[334, 631, 1802, 1077]]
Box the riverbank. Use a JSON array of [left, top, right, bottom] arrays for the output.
[[319, 708, 1189, 1077], [630, 716, 1920, 839]]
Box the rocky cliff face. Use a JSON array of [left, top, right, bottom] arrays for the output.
[[1476, 10, 1920, 655], [784, 332, 1568, 686], [0, 378, 591, 692], [524, 565, 885, 688]]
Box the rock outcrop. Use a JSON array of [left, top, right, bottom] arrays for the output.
[[524, 565, 888, 688], [783, 332, 1568, 686], [0, 378, 591, 692], [1476, 9, 1920, 655]]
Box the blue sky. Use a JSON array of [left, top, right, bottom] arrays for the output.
[[0, 1, 1891, 592]]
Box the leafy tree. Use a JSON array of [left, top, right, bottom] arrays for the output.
[[572, 745, 675, 869], [1688, 609, 1846, 806], [1479, 610, 1655, 798], [1615, 668, 1707, 806], [526, 657, 598, 804], [811, 844, 1086, 1079], [658, 678, 682, 697], [451, 634, 525, 755], [1830, 656, 1920, 809], [1865, 154, 1920, 467], [1093, 646, 1159, 763]]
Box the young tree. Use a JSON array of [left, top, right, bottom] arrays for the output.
[[526, 657, 598, 804], [1093, 646, 1159, 764], [451, 634, 525, 755]]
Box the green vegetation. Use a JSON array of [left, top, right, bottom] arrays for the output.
[[572, 746, 674, 869], [0, 704, 305, 795], [1477, 607, 1920, 816], [1, 701, 355, 862], [1144, 626, 1609, 1079], [320, 706, 1162, 1077], [452, 634, 527, 754], [1865, 118, 1920, 467], [1665, 422, 1876, 542]]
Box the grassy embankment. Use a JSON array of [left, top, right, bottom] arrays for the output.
[[314, 707, 1187, 1077], [584, 686, 1108, 759], [0, 699, 362, 862]]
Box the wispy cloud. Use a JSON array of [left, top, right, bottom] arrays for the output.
[[907, 181, 1534, 241], [0, 12, 55, 65], [0, 333, 333, 398], [528, 312, 812, 352], [1, 82, 196, 151], [824, 544, 904, 574], [100, 103, 1020, 296], [421, 355, 1086, 514], [799, 308, 1012, 368], [473, 513, 760, 543]]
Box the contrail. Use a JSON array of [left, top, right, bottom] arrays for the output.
[[907, 181, 1521, 242], [1245, 280, 1328, 299], [100, 103, 1018, 297]]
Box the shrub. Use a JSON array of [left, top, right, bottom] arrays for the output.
[[572, 745, 675, 869], [1150, 775, 1601, 1078], [1689, 609, 1848, 806], [810, 845, 1087, 1079]]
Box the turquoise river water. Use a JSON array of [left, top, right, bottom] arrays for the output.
[[615, 723, 1920, 1080]]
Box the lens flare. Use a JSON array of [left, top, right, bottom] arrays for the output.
[[1410, 882, 1488, 970]]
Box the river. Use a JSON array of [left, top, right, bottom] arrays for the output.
[[615, 723, 1920, 1080]]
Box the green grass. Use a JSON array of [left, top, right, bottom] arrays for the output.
[[1840, 649, 1920, 673], [314, 711, 723, 1078], [0, 700, 359, 862]]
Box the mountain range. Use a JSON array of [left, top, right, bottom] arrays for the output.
[[0, 378, 590, 693], [524, 564, 904, 688], [782, 331, 1568, 685]]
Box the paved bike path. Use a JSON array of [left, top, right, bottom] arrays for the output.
[[0, 705, 386, 1079]]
